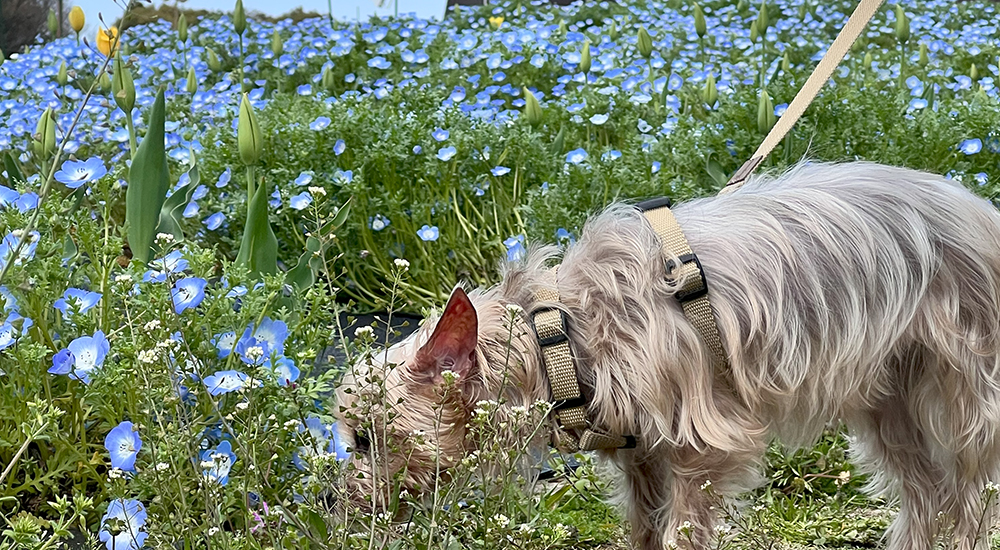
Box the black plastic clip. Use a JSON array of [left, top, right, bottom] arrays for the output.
[[665, 253, 708, 302], [531, 306, 569, 347], [635, 196, 672, 212]]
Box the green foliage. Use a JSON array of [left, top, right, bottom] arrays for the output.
[[125, 87, 170, 265]]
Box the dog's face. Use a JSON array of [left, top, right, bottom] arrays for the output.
[[333, 288, 484, 510]]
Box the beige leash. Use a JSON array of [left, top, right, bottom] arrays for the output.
[[721, 0, 886, 194]]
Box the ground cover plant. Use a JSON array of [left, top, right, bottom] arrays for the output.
[[0, 0, 998, 547]]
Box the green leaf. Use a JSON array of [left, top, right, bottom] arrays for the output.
[[235, 176, 278, 277], [3, 152, 24, 185], [284, 236, 322, 292], [155, 148, 200, 243], [705, 155, 728, 187], [125, 88, 170, 265], [320, 197, 352, 236]]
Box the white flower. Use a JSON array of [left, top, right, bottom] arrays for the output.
[[700, 480, 712, 491], [505, 303, 523, 315], [244, 346, 265, 362], [307, 186, 326, 196], [156, 462, 170, 471], [155, 233, 175, 244], [138, 349, 158, 364], [394, 258, 410, 270], [440, 369, 460, 384], [114, 274, 132, 283], [354, 326, 374, 338], [143, 320, 161, 331], [108, 467, 125, 479], [207, 527, 219, 536], [235, 401, 249, 411]]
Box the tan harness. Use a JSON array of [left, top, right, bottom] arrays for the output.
[[529, 0, 884, 451]]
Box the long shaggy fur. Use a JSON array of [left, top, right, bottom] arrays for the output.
[[336, 161, 1000, 549]]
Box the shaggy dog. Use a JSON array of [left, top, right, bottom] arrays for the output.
[[335, 161, 1000, 549]]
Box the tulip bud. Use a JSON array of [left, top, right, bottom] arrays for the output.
[[0, 49, 5, 67], [522, 87, 543, 127], [918, 43, 929, 66], [96, 26, 119, 57], [206, 47, 222, 71], [798, 0, 807, 19], [177, 14, 188, 43], [186, 66, 197, 94], [580, 40, 591, 74], [757, 89, 775, 134], [98, 72, 112, 93], [781, 51, 790, 72], [757, 0, 768, 32], [33, 108, 56, 159], [238, 92, 263, 166], [637, 27, 653, 58], [609, 21, 619, 41], [737, 0, 747, 12], [558, 19, 567, 36], [970, 64, 978, 82], [112, 52, 136, 113], [321, 66, 336, 91], [48, 9, 58, 38], [702, 72, 717, 107], [233, 0, 246, 36], [693, 3, 706, 39], [69, 6, 85, 33], [863, 51, 873, 69], [894, 5, 909, 44], [271, 29, 283, 56], [750, 20, 759, 43], [55, 60, 67, 86]]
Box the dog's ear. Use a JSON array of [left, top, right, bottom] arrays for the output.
[[412, 287, 478, 382]]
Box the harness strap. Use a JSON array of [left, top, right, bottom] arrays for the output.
[[532, 267, 635, 451], [638, 198, 729, 371], [722, 0, 885, 193]]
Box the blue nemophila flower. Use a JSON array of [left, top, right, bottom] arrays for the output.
[[556, 228, 575, 245], [216, 167, 232, 188], [959, 138, 983, 155], [602, 150, 622, 162], [289, 192, 312, 210], [295, 418, 350, 468], [245, 317, 289, 358], [491, 166, 511, 176], [104, 420, 142, 472], [333, 139, 346, 155], [182, 202, 199, 218], [143, 251, 188, 283], [171, 277, 207, 314], [309, 116, 330, 130], [99, 498, 148, 550], [0, 231, 40, 268], [370, 214, 390, 231], [437, 146, 457, 161], [204, 212, 225, 230], [432, 128, 449, 141], [54, 157, 107, 189], [266, 356, 300, 386], [203, 370, 254, 395], [13, 192, 38, 213], [909, 98, 928, 110], [417, 225, 440, 241], [590, 113, 609, 125], [294, 171, 313, 186], [412, 145, 422, 154], [504, 235, 525, 261], [48, 348, 74, 374], [50, 330, 110, 384], [201, 440, 237, 485], [565, 148, 588, 165], [54, 288, 102, 319], [652, 161, 662, 174], [214, 331, 238, 358], [0, 322, 16, 350]]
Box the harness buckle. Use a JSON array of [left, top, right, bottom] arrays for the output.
[[531, 306, 569, 347], [635, 196, 672, 212], [665, 253, 708, 302]]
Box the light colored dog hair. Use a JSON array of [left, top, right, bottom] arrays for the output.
[[337, 161, 1000, 550]]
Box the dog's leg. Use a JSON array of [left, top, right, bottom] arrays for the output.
[[614, 449, 675, 550], [848, 395, 944, 550]]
